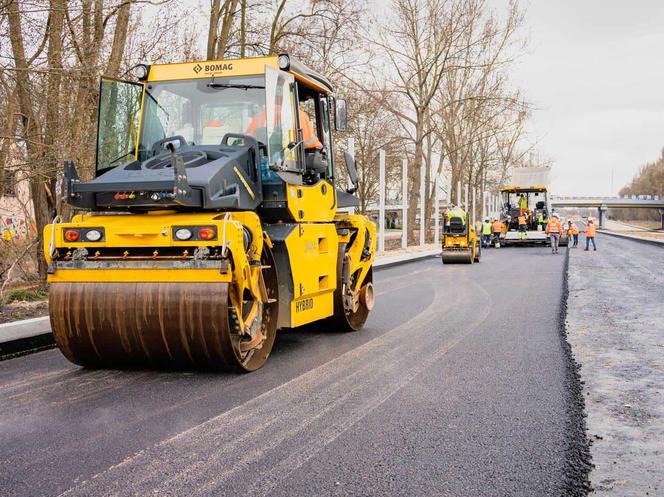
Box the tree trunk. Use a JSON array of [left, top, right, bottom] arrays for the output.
[[207, 0, 221, 59], [106, 1, 132, 76], [407, 116, 424, 244], [214, 0, 239, 58]]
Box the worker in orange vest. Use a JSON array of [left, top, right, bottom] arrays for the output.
[[491, 218, 503, 247], [517, 212, 528, 240], [567, 220, 580, 248], [545, 212, 562, 254], [584, 219, 597, 251], [246, 106, 323, 150]]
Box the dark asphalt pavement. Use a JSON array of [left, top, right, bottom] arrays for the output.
[[0, 247, 574, 497]]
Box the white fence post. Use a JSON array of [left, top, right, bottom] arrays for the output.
[[472, 188, 476, 227], [402, 159, 408, 250], [379, 149, 385, 252], [464, 185, 469, 212], [434, 177, 440, 245], [347, 137, 355, 215], [457, 180, 461, 208], [419, 163, 425, 246]]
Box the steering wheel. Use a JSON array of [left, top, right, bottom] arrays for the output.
[[144, 150, 207, 170], [150, 135, 188, 157]]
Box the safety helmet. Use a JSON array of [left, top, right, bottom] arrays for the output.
[[552, 213, 559, 218], [485, 218, 489, 222]]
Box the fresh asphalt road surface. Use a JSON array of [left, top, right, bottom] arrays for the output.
[[1, 247, 572, 497]]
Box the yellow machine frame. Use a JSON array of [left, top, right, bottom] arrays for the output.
[[44, 55, 376, 371]]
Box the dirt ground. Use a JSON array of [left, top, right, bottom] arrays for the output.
[[566, 234, 664, 496], [0, 300, 48, 324]]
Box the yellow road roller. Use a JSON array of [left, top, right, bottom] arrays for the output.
[[441, 211, 480, 264], [43, 54, 376, 372]]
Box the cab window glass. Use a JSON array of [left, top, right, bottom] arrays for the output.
[[265, 66, 297, 169], [320, 97, 334, 176], [96, 78, 143, 174]]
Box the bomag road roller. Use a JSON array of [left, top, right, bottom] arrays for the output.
[[43, 54, 376, 372], [441, 211, 480, 264]]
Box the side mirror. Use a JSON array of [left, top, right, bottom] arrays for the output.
[[344, 151, 359, 190], [335, 99, 348, 131]]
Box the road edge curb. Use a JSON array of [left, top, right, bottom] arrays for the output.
[[598, 229, 664, 248], [374, 250, 441, 270], [560, 248, 594, 496]]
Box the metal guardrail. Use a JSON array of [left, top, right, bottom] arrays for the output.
[[550, 196, 664, 208]]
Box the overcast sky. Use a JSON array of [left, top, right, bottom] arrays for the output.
[[507, 0, 664, 196], [156, 1, 663, 196]]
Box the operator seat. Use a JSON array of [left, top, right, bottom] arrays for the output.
[[448, 217, 466, 234]]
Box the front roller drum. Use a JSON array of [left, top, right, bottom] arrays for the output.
[[441, 249, 474, 264], [50, 256, 278, 372]]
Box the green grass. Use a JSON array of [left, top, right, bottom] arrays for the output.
[[6, 288, 49, 303]]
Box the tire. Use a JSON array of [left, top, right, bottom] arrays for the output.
[[322, 243, 373, 331]]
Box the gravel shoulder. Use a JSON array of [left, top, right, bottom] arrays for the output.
[[566, 233, 664, 496]]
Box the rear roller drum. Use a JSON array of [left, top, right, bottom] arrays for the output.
[[321, 244, 373, 332]]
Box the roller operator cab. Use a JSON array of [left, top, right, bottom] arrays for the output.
[[44, 54, 376, 372], [497, 186, 567, 246]]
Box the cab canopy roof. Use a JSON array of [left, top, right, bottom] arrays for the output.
[[500, 186, 548, 193], [146, 54, 334, 94]]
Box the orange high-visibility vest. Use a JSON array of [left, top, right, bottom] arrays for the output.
[[246, 111, 266, 136], [546, 218, 562, 234], [517, 215, 527, 226], [491, 220, 503, 232], [245, 108, 322, 150], [299, 109, 323, 150], [585, 224, 596, 237]]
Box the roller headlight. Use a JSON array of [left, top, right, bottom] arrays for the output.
[[175, 228, 193, 241], [277, 54, 291, 70], [85, 229, 103, 242], [132, 64, 149, 81]]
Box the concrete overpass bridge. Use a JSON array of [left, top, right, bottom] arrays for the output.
[[550, 195, 664, 228]]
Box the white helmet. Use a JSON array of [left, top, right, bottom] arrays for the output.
[[552, 213, 559, 218]]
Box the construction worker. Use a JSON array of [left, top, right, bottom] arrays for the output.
[[519, 194, 528, 215], [481, 218, 492, 248], [568, 220, 580, 248], [537, 211, 545, 231], [491, 218, 502, 247], [546, 212, 562, 254], [246, 105, 323, 150], [448, 205, 467, 226], [584, 219, 597, 251], [517, 212, 528, 240]]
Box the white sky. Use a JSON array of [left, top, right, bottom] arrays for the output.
[[508, 0, 664, 196]]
